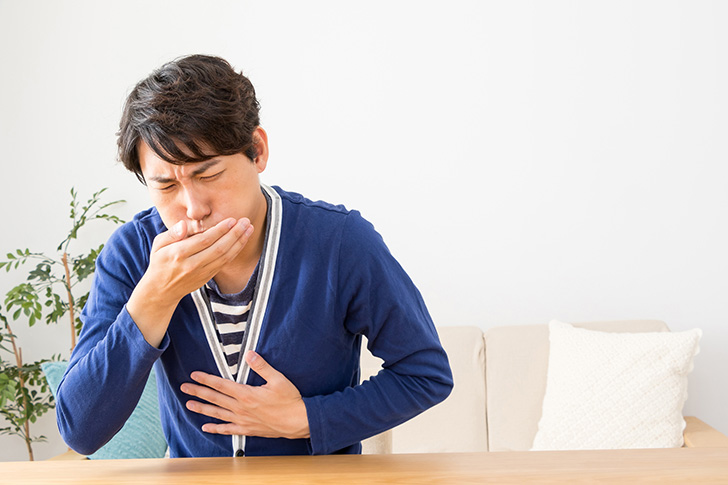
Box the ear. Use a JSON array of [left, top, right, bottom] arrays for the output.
[[252, 126, 269, 173]]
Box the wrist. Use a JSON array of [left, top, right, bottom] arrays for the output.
[[126, 277, 180, 348], [291, 398, 311, 439]]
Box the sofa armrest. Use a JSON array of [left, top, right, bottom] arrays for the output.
[[47, 449, 88, 461], [683, 416, 728, 448]]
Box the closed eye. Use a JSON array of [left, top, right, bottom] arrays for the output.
[[200, 170, 224, 181]]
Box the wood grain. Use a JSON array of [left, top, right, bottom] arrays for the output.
[[4, 448, 728, 484], [684, 416, 728, 448]]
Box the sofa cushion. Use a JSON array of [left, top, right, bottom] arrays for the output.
[[484, 320, 670, 452], [42, 361, 168, 459], [531, 320, 701, 450], [360, 325, 488, 452]]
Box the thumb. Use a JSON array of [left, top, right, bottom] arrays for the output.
[[153, 220, 187, 250], [245, 350, 283, 385]]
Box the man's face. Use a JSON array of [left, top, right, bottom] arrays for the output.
[[138, 140, 266, 235]]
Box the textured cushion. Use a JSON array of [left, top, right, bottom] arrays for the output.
[[531, 320, 701, 451], [485, 320, 670, 451], [42, 361, 167, 459]]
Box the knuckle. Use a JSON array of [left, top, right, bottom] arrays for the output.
[[171, 251, 185, 265], [212, 243, 226, 257], [176, 259, 192, 274], [200, 231, 217, 246]]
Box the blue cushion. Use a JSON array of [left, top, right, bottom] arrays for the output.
[[42, 361, 167, 459]]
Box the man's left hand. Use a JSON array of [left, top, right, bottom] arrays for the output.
[[180, 351, 310, 439]]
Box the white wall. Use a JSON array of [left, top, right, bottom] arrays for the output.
[[1, 0, 726, 461]]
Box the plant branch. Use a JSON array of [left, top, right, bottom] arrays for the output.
[[4, 319, 34, 461], [61, 253, 76, 352], [1, 187, 124, 461]]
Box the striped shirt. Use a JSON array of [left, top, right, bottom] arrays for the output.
[[205, 263, 260, 379]]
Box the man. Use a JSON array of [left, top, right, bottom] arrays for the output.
[[56, 55, 452, 457]]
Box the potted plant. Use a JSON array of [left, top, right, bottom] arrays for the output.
[[0, 188, 124, 461]]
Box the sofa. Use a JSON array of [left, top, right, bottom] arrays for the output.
[[360, 320, 728, 454], [51, 319, 728, 460]]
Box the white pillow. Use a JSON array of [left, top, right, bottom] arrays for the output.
[[531, 320, 701, 451]]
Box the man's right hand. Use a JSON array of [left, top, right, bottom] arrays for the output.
[[126, 217, 254, 348]]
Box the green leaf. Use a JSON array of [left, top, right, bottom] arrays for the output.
[[0, 186, 125, 449], [27, 263, 52, 282]]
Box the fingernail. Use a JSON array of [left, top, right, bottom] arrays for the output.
[[247, 350, 258, 363], [172, 221, 184, 237], [227, 218, 236, 229], [245, 225, 254, 236]]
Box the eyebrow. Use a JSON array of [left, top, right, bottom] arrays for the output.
[[148, 159, 223, 184]]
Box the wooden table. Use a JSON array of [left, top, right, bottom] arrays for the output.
[[3, 448, 728, 484]]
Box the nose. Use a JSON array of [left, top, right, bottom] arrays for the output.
[[182, 187, 211, 230]]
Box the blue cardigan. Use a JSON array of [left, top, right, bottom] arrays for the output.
[[56, 185, 453, 457]]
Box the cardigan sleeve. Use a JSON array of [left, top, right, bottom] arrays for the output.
[[303, 211, 453, 454], [55, 220, 169, 455]]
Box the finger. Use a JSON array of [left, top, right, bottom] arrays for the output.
[[201, 422, 248, 436], [151, 220, 188, 251], [201, 421, 279, 439], [180, 380, 238, 411], [181, 218, 244, 256], [188, 371, 248, 400], [185, 399, 237, 423], [179, 218, 251, 271], [152, 217, 238, 256], [195, 219, 254, 271], [244, 351, 284, 385]]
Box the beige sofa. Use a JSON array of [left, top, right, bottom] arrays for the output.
[[53, 319, 727, 460], [361, 320, 728, 454]]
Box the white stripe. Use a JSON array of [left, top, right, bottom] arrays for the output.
[[216, 322, 247, 334], [210, 301, 252, 315], [223, 343, 242, 355]]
